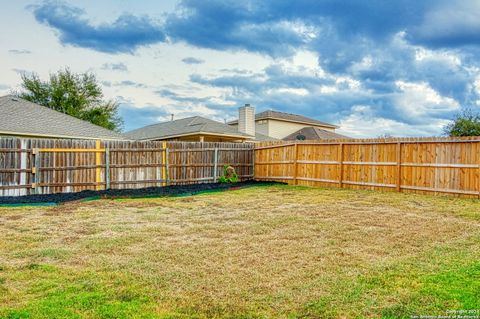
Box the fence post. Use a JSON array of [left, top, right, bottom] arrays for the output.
[[20, 140, 27, 196], [166, 147, 170, 186], [478, 143, 480, 199], [105, 147, 110, 190], [33, 148, 40, 195], [162, 142, 167, 187], [251, 147, 255, 180], [339, 143, 344, 188], [213, 147, 219, 182], [396, 142, 402, 192], [95, 140, 102, 190], [293, 143, 298, 185]]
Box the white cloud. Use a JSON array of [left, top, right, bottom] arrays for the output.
[[271, 87, 309, 96], [349, 55, 373, 73], [275, 50, 325, 78], [318, 85, 337, 94], [474, 78, 480, 94], [414, 48, 461, 66], [337, 105, 450, 138], [394, 81, 460, 117]]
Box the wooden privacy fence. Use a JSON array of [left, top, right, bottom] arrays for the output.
[[4, 136, 480, 198], [0, 138, 254, 196], [254, 137, 480, 198]]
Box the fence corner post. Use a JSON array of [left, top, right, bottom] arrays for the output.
[[252, 146, 255, 181], [213, 147, 219, 183]]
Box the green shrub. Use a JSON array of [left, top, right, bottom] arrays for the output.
[[218, 165, 239, 183]]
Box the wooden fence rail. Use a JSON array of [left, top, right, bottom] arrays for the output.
[[0, 138, 254, 196], [254, 137, 480, 198]]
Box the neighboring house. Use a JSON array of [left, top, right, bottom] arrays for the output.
[[228, 104, 348, 140], [283, 126, 350, 141], [125, 115, 257, 142], [0, 95, 125, 140], [0, 94, 347, 142], [126, 104, 347, 143]]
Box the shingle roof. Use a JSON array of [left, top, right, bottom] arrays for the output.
[[0, 95, 125, 140], [229, 110, 338, 128], [254, 132, 279, 142], [125, 116, 254, 140], [282, 126, 350, 141]]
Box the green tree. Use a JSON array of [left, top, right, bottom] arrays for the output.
[[444, 109, 480, 137], [18, 68, 123, 131]]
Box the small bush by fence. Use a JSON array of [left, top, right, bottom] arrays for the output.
[[0, 138, 254, 196], [254, 136, 480, 198]]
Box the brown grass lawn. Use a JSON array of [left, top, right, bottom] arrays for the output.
[[0, 185, 479, 318]]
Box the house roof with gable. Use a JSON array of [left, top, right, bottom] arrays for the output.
[[283, 126, 350, 141], [0, 95, 125, 140], [125, 116, 254, 140]]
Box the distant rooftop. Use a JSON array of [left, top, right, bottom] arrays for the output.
[[0, 95, 125, 140], [125, 116, 254, 140], [228, 109, 338, 128], [283, 126, 350, 141]]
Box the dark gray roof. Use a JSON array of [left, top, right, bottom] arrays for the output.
[[0, 95, 125, 140], [254, 132, 279, 142], [283, 126, 350, 141], [229, 110, 338, 128], [125, 116, 254, 140]]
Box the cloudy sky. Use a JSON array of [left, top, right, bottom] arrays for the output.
[[1, 0, 480, 137]]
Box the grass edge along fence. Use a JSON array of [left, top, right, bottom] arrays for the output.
[[254, 136, 480, 198], [0, 138, 254, 196]]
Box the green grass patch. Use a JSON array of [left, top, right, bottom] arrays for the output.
[[0, 265, 158, 319], [300, 236, 480, 318]]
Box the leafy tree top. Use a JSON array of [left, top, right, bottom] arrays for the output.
[[18, 68, 123, 132], [444, 109, 480, 137]]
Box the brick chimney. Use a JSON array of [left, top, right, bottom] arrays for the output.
[[238, 104, 255, 136]]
